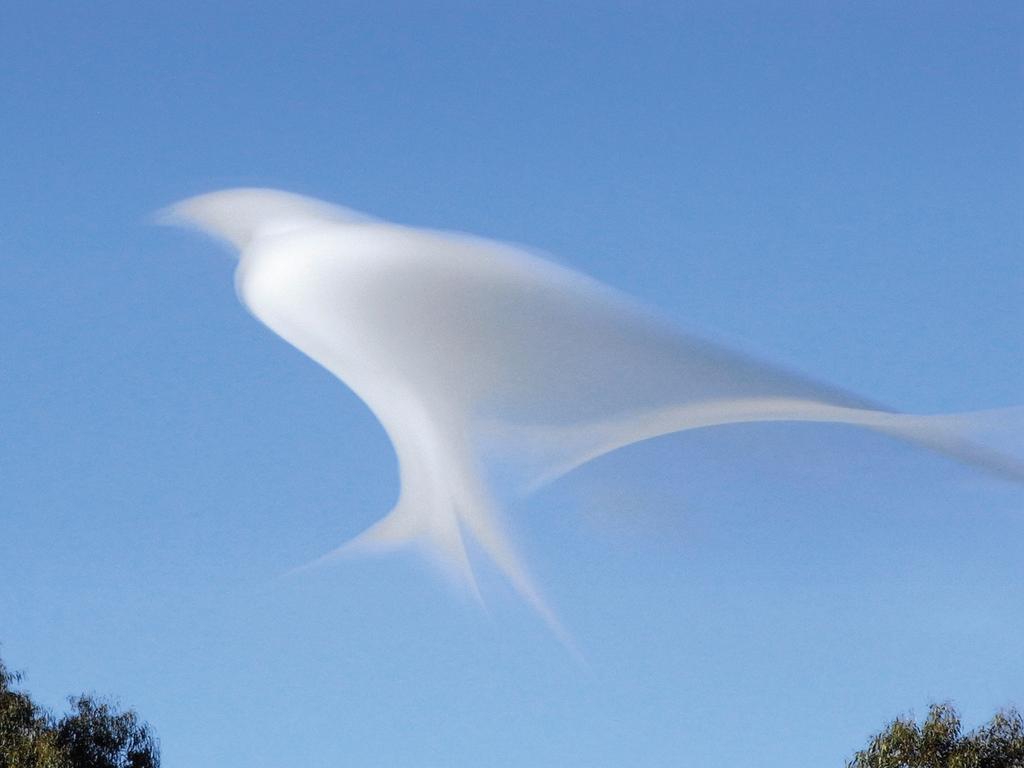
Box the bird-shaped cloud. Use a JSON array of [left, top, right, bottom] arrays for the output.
[[163, 188, 1023, 634]]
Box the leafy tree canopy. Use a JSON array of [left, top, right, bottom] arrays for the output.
[[1, 656, 158, 768], [849, 703, 1024, 768]]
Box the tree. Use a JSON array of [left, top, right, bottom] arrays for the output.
[[848, 703, 1024, 768], [1, 656, 159, 768]]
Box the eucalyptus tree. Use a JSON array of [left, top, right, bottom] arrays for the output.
[[848, 703, 1024, 768], [1, 657, 158, 768]]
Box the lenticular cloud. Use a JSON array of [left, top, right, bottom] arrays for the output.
[[164, 188, 1023, 628]]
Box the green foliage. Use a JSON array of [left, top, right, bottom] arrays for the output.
[[1, 657, 158, 768], [848, 703, 1024, 768]]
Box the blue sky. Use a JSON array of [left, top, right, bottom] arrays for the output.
[[2, 2, 1022, 766]]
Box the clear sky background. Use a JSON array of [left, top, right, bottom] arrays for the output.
[[2, 2, 1022, 766]]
